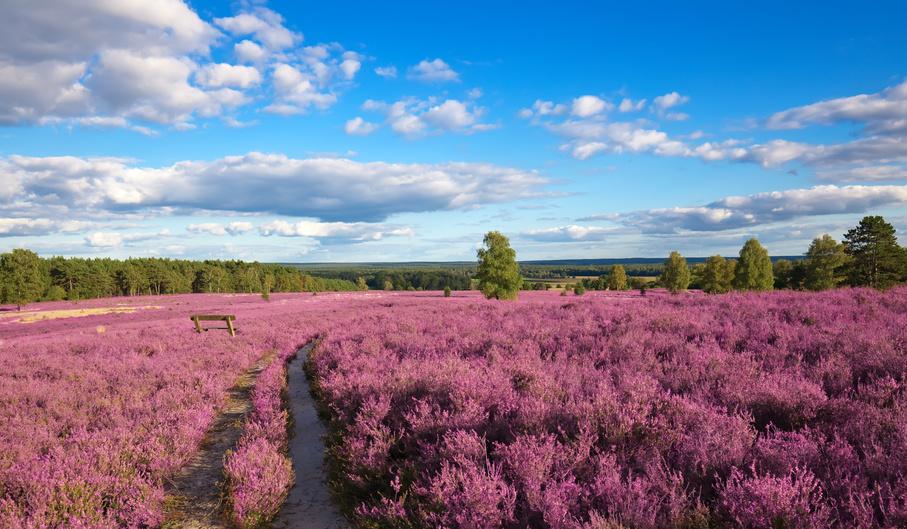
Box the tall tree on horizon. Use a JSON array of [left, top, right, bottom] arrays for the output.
[[661, 251, 691, 294], [700, 255, 735, 294], [607, 264, 629, 290], [843, 216, 904, 290], [476, 231, 522, 300], [733, 238, 774, 291], [804, 234, 849, 291], [0, 248, 45, 310]]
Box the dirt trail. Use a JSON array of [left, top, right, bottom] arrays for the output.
[[272, 344, 348, 529], [163, 355, 272, 529]]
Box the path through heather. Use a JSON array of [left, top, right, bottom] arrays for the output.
[[164, 355, 272, 528], [272, 343, 348, 529]]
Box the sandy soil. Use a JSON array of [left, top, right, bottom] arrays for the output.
[[272, 344, 348, 529], [0, 305, 161, 323]]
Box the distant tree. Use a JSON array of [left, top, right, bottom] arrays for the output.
[[44, 285, 66, 301], [0, 249, 45, 310], [383, 279, 394, 291], [475, 231, 522, 300], [261, 274, 272, 301], [356, 276, 368, 290], [573, 284, 585, 295], [700, 255, 735, 294], [607, 265, 629, 290], [804, 234, 849, 291], [661, 251, 691, 294], [843, 216, 904, 289], [773, 259, 794, 289], [118, 263, 146, 296], [733, 238, 774, 291], [443, 286, 452, 297]]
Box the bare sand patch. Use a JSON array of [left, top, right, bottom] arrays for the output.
[[0, 305, 161, 323]]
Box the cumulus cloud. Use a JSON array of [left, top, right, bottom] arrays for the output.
[[0, 2, 358, 129], [618, 97, 646, 112], [522, 225, 613, 242], [620, 185, 907, 233], [186, 222, 254, 236], [407, 58, 459, 83], [214, 8, 300, 50], [344, 116, 380, 136], [195, 63, 261, 88], [652, 91, 690, 120], [571, 95, 611, 118], [258, 219, 414, 242], [1, 152, 548, 223], [362, 96, 494, 138], [816, 165, 907, 182], [518, 99, 568, 119]]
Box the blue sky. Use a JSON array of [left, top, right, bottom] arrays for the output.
[[2, 0, 907, 261]]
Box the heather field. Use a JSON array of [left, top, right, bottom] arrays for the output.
[[2, 289, 907, 528]]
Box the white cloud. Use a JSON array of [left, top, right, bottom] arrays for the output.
[[187, 221, 254, 236], [523, 225, 612, 242], [214, 8, 300, 50], [374, 65, 397, 78], [344, 116, 379, 136], [518, 99, 568, 119], [621, 184, 907, 233], [816, 165, 907, 182], [407, 58, 459, 83], [84, 230, 169, 248], [363, 96, 493, 138], [0, 218, 92, 237], [652, 91, 689, 111], [571, 95, 611, 118], [258, 219, 414, 241], [234, 40, 267, 63], [618, 97, 646, 112], [195, 63, 261, 88], [1, 152, 548, 222], [766, 80, 907, 134], [339, 51, 362, 80], [266, 63, 337, 114]]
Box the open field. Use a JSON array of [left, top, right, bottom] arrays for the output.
[[2, 288, 906, 528]]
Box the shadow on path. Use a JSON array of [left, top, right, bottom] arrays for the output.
[[272, 344, 348, 529]]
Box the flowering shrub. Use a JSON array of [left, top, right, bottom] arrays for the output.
[[309, 288, 907, 528]]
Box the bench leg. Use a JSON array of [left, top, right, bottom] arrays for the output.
[[193, 317, 203, 333], [226, 319, 236, 337]]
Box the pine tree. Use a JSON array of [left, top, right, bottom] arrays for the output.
[[476, 231, 522, 300], [661, 251, 691, 294], [843, 216, 904, 289], [804, 234, 849, 291], [733, 238, 774, 291]]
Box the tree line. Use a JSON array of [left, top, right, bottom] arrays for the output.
[[0, 252, 359, 309], [657, 215, 907, 294]]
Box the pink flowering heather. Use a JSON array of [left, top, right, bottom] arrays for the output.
[[308, 288, 907, 528], [224, 347, 299, 528]]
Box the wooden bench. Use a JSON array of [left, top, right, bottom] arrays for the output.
[[190, 314, 237, 337]]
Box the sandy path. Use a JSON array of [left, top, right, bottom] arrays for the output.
[[272, 344, 348, 529], [163, 355, 272, 529]]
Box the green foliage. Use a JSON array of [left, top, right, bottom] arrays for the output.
[[573, 285, 585, 295], [43, 285, 67, 302], [733, 238, 774, 291], [475, 231, 522, 300], [261, 275, 272, 301], [661, 251, 691, 294], [383, 279, 394, 291], [607, 265, 629, 290], [844, 216, 904, 289], [805, 234, 849, 291], [699, 255, 735, 294], [443, 286, 452, 297], [356, 276, 368, 290], [0, 248, 45, 309]]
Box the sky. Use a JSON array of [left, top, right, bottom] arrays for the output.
[[2, 0, 907, 262]]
